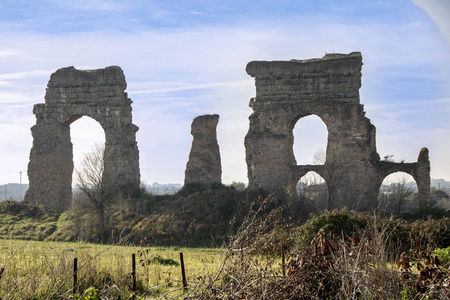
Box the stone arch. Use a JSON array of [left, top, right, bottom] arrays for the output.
[[377, 148, 430, 208], [70, 116, 106, 174], [291, 114, 329, 165], [380, 171, 418, 187], [244, 52, 430, 211], [378, 172, 418, 213], [24, 66, 140, 211], [297, 170, 329, 209]]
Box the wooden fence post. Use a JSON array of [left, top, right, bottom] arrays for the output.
[[131, 253, 136, 292], [281, 244, 286, 277], [179, 252, 187, 290], [73, 258, 78, 295]]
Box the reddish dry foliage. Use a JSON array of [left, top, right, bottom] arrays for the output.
[[398, 247, 450, 296]]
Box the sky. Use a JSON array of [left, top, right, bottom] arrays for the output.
[[0, 0, 449, 186]]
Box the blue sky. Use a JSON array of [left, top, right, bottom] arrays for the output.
[[0, 0, 449, 185]]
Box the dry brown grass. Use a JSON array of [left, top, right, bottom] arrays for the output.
[[182, 195, 450, 300]]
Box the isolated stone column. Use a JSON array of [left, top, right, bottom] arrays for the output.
[[416, 147, 431, 208], [184, 114, 222, 184]]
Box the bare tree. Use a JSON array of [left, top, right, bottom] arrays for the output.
[[378, 174, 415, 214], [75, 142, 115, 242]]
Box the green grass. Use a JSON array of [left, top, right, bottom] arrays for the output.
[[0, 214, 58, 241], [0, 239, 225, 299]]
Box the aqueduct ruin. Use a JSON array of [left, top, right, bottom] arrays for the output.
[[245, 52, 430, 210], [25, 66, 140, 211], [24, 53, 430, 212]]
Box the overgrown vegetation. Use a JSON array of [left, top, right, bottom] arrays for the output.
[[1, 193, 450, 298], [47, 185, 249, 246], [187, 196, 450, 299]]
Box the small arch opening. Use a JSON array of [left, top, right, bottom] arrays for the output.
[[70, 116, 106, 185], [378, 172, 418, 214], [292, 115, 328, 165], [297, 171, 328, 210]]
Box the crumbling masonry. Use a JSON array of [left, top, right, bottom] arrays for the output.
[[25, 66, 140, 211], [24, 54, 430, 212], [245, 52, 430, 210], [184, 114, 222, 185]]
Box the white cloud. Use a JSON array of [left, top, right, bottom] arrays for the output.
[[0, 50, 24, 57], [0, 70, 53, 81], [413, 0, 450, 44], [129, 80, 252, 95]]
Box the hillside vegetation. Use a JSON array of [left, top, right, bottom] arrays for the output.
[[0, 200, 59, 240], [1, 193, 450, 298], [1, 186, 450, 249]]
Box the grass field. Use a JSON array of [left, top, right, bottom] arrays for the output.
[[0, 238, 225, 299]]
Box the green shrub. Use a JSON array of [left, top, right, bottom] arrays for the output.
[[148, 254, 179, 266], [434, 246, 450, 266], [295, 209, 450, 255], [296, 209, 370, 247], [0, 200, 50, 218], [408, 217, 450, 250], [74, 287, 100, 300]]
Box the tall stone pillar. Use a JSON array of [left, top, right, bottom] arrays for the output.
[[25, 117, 73, 211], [184, 114, 222, 185], [416, 147, 431, 208]]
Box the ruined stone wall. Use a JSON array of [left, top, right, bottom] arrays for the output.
[[25, 66, 140, 211], [184, 114, 222, 184], [245, 53, 430, 210]]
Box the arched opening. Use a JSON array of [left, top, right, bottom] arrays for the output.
[[297, 171, 328, 210], [70, 116, 106, 186], [378, 172, 418, 214], [292, 115, 328, 165]]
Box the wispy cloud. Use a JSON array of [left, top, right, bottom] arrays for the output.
[[0, 70, 53, 81], [413, 0, 450, 44], [129, 80, 252, 95], [46, 0, 125, 11], [0, 1, 449, 184]]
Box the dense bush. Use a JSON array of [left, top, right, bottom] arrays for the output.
[[295, 209, 450, 254], [0, 199, 50, 218], [295, 210, 370, 248]]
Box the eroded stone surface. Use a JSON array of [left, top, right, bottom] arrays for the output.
[[184, 114, 222, 184], [245, 52, 430, 210], [25, 66, 140, 211]]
